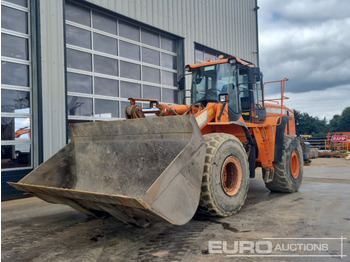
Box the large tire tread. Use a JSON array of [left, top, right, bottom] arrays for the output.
[[265, 135, 303, 192], [197, 133, 249, 217]]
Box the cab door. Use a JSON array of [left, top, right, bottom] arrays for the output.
[[238, 68, 252, 122]]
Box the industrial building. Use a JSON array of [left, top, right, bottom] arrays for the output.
[[1, 0, 259, 199]]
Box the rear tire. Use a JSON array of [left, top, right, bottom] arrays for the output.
[[264, 135, 303, 192], [197, 133, 250, 216]]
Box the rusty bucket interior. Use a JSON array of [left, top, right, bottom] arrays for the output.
[[9, 115, 206, 227]]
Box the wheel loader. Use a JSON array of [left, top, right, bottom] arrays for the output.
[[10, 56, 303, 227]]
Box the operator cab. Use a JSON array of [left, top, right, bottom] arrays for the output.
[[188, 57, 266, 122], [238, 66, 266, 122]]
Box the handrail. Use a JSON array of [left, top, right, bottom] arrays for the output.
[[263, 78, 289, 118]]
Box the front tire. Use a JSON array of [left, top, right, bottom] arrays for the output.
[[197, 133, 250, 216], [264, 135, 303, 192]]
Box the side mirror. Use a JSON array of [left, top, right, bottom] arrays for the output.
[[177, 76, 185, 90], [255, 71, 261, 82], [249, 67, 261, 82], [219, 93, 229, 103]]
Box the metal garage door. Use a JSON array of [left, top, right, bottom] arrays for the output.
[[194, 43, 230, 64], [1, 0, 34, 199], [65, 1, 180, 125]]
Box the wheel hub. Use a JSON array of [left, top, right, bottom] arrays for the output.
[[221, 156, 242, 196], [290, 150, 300, 179]]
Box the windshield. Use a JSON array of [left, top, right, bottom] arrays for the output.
[[191, 63, 236, 104]]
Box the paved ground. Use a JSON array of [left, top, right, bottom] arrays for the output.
[[2, 158, 350, 262]]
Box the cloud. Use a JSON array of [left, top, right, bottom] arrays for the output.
[[282, 85, 350, 121], [258, 0, 350, 94], [260, 0, 350, 24], [264, 84, 350, 121]]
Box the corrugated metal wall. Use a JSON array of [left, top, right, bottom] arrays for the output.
[[85, 0, 259, 65], [40, 0, 67, 160], [39, 0, 258, 160]]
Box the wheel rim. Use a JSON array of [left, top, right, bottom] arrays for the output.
[[221, 156, 242, 196], [290, 150, 300, 179]]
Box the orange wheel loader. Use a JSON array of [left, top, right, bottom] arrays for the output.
[[10, 56, 303, 227]]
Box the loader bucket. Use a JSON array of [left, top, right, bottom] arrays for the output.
[[9, 115, 206, 227]]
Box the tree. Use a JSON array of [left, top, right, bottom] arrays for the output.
[[294, 106, 350, 136], [329, 107, 350, 132], [328, 114, 340, 132], [293, 109, 328, 137]]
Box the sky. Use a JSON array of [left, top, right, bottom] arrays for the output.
[[258, 0, 350, 121]]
